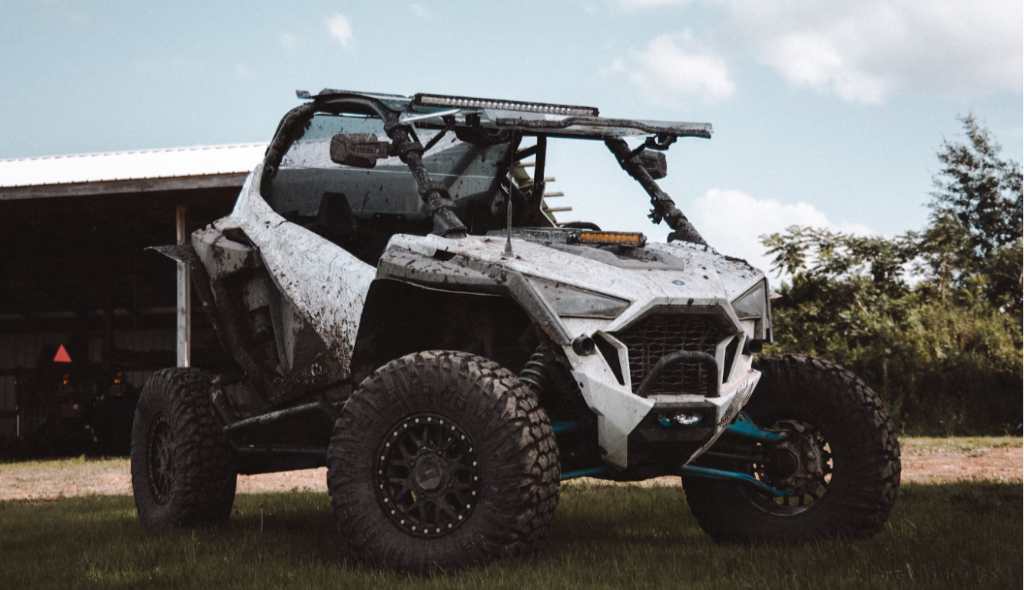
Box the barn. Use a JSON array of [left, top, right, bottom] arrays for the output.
[[0, 144, 264, 454]]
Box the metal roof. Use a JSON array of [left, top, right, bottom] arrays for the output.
[[0, 143, 266, 200]]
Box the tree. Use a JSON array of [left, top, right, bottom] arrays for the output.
[[924, 114, 1023, 313], [759, 116, 1023, 434]]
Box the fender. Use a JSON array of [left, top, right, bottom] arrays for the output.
[[374, 243, 571, 347]]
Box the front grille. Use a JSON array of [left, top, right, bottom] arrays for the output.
[[614, 312, 723, 397]]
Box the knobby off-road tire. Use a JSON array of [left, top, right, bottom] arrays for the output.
[[683, 355, 900, 542], [327, 351, 560, 573], [131, 368, 237, 531]]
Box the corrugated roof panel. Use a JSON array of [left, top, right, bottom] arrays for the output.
[[0, 143, 267, 189]]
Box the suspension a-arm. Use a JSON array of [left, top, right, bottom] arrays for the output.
[[605, 137, 706, 245]]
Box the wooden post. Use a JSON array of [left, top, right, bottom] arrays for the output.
[[175, 205, 191, 368]]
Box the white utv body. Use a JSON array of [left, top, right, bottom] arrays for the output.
[[132, 90, 900, 573]]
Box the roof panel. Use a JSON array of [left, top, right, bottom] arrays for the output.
[[0, 143, 266, 190]]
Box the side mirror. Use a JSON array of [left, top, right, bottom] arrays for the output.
[[638, 150, 668, 179], [329, 133, 391, 168]]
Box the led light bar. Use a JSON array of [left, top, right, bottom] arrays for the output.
[[570, 231, 647, 248], [413, 93, 599, 117]]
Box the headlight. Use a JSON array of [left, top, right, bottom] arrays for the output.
[[732, 280, 768, 320], [527, 277, 629, 319], [732, 279, 771, 340]]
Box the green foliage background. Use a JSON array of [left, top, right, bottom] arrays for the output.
[[762, 116, 1022, 434]]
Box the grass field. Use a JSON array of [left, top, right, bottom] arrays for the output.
[[1, 480, 1020, 590], [900, 436, 1021, 454]]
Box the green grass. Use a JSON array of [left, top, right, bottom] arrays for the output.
[[901, 436, 1021, 455], [0, 454, 124, 469], [1, 482, 1020, 590]]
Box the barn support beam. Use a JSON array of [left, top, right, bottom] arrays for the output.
[[176, 205, 191, 368]]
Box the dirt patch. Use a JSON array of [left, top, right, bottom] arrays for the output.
[[1, 437, 1019, 502], [0, 459, 332, 502], [900, 445, 1022, 484]]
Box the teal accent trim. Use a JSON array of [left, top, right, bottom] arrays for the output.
[[560, 466, 608, 480], [725, 415, 785, 442], [681, 465, 788, 497], [657, 415, 673, 429], [552, 421, 579, 434]]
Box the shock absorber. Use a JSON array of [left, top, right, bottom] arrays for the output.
[[521, 343, 598, 474], [519, 345, 550, 394], [520, 343, 587, 418]]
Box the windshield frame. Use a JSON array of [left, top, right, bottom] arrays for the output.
[[262, 90, 710, 244]]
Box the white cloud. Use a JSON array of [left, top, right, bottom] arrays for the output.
[[688, 188, 872, 274], [409, 3, 431, 19], [722, 0, 1022, 103], [761, 32, 886, 104], [610, 33, 735, 104], [326, 13, 353, 47]]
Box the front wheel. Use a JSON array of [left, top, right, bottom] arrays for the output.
[[327, 351, 560, 573], [683, 355, 900, 541]]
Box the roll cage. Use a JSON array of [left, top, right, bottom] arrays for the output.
[[261, 89, 712, 244]]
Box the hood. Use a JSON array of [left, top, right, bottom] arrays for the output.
[[379, 232, 767, 336]]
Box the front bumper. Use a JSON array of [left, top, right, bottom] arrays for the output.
[[567, 343, 760, 468], [631, 369, 760, 469]]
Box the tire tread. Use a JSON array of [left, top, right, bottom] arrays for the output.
[[327, 350, 559, 572]]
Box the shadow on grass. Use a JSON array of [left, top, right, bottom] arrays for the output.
[[0, 481, 1020, 590]]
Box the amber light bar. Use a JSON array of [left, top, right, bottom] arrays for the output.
[[413, 93, 599, 117], [571, 231, 647, 248]]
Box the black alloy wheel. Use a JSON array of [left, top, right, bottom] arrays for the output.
[[375, 413, 481, 538], [146, 419, 175, 504], [747, 419, 834, 515]]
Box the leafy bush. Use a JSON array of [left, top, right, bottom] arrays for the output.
[[770, 293, 1021, 434], [762, 116, 1022, 435]]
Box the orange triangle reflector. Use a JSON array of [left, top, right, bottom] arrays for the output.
[[53, 344, 72, 364]]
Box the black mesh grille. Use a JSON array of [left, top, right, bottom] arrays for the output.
[[614, 313, 722, 397]]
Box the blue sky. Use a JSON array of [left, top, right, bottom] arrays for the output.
[[1, 1, 1021, 272]]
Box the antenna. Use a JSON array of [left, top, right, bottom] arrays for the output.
[[503, 185, 514, 257], [503, 136, 522, 258]]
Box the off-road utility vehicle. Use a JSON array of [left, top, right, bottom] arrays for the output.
[[132, 89, 900, 572]]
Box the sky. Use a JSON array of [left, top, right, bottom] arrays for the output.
[[1, 0, 1021, 274]]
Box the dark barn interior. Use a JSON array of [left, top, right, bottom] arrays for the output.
[[0, 173, 244, 455]]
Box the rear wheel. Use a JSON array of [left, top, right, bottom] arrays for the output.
[[683, 355, 900, 541], [327, 351, 560, 573], [131, 368, 237, 531]]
